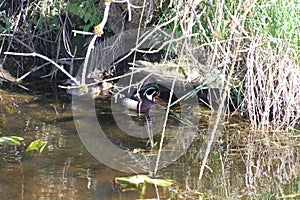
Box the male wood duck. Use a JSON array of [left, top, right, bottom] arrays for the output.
[[122, 83, 159, 113]]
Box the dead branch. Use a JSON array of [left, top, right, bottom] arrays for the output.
[[4, 51, 79, 85]]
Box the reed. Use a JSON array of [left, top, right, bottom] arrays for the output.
[[159, 0, 300, 131]]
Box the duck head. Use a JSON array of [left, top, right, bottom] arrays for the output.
[[141, 83, 159, 102], [138, 83, 159, 112]]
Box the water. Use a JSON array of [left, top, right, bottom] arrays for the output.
[[0, 87, 299, 199], [0, 88, 181, 199]]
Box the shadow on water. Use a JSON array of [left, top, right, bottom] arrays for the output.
[[0, 86, 179, 199], [0, 87, 139, 199], [0, 84, 299, 199]]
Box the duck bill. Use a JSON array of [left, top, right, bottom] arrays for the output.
[[153, 95, 159, 102]]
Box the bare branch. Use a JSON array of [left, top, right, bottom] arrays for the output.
[[4, 51, 79, 85]]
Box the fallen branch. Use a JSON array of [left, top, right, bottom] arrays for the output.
[[4, 51, 79, 85]]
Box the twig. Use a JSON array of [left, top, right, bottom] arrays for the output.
[[113, 16, 178, 66], [197, 2, 248, 185], [72, 30, 94, 36], [4, 51, 79, 85], [154, 78, 176, 177], [10, 36, 37, 53], [81, 35, 98, 85], [58, 68, 140, 90], [15, 63, 49, 82], [94, 1, 112, 36], [131, 32, 201, 54]]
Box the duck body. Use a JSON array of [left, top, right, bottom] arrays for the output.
[[122, 83, 159, 113]]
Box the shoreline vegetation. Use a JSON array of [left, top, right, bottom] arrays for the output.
[[1, 0, 299, 131]]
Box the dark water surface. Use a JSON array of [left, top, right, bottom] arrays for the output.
[[0, 88, 188, 199], [0, 88, 299, 200], [0, 88, 138, 199]]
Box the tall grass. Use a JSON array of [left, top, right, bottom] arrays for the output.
[[244, 0, 300, 130], [160, 0, 300, 130], [245, 38, 300, 130]]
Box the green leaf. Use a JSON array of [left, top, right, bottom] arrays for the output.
[[9, 136, 24, 141], [0, 136, 24, 145], [115, 175, 174, 187], [146, 178, 174, 187], [115, 175, 150, 187], [26, 139, 47, 154]]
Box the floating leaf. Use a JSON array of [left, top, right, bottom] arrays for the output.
[[115, 175, 150, 187], [146, 178, 174, 187], [0, 136, 24, 145], [115, 175, 174, 199], [26, 139, 47, 154], [115, 175, 174, 188]]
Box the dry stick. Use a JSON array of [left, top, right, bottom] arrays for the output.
[[153, 17, 179, 178], [79, 0, 125, 85], [96, 1, 111, 36], [192, 36, 251, 51], [58, 69, 140, 90], [77, 0, 112, 84], [15, 63, 49, 82], [154, 78, 176, 177], [61, 15, 74, 58], [190, 5, 213, 48], [197, 5, 247, 186], [4, 52, 79, 85], [113, 16, 178, 66], [126, 0, 132, 21], [197, 56, 232, 183], [219, 152, 229, 198], [91, 0, 140, 36], [1, 4, 22, 60], [133, 33, 200, 54], [128, 0, 147, 94], [11, 36, 37, 53], [72, 30, 94, 36], [81, 35, 97, 85], [133, 12, 162, 195]]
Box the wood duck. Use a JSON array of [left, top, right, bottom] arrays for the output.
[[122, 83, 159, 113]]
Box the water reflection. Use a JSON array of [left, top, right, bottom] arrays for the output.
[[0, 88, 299, 199], [0, 89, 176, 199]]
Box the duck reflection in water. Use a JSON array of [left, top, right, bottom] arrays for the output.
[[122, 83, 160, 148]]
